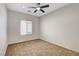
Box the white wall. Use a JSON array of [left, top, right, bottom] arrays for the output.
[[7, 10, 40, 44], [0, 4, 7, 55], [40, 4, 79, 52]]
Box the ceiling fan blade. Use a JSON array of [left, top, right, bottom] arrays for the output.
[[40, 5, 49, 8], [29, 7, 36, 8], [34, 9, 37, 13], [40, 9, 45, 13]]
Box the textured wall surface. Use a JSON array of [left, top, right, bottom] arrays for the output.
[[0, 4, 7, 55], [40, 4, 79, 52], [7, 10, 40, 44]]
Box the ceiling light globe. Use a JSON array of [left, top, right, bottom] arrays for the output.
[[37, 7, 40, 10]]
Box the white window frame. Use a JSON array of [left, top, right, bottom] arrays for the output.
[[20, 20, 32, 35]]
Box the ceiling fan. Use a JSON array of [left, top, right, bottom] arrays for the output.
[[29, 3, 49, 13]]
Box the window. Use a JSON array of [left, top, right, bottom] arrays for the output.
[[20, 20, 32, 35]]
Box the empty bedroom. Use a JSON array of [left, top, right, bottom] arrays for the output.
[[0, 3, 79, 56]]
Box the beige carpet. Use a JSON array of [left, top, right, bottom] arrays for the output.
[[5, 39, 79, 56]]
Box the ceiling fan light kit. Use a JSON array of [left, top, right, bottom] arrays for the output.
[[29, 3, 49, 13]]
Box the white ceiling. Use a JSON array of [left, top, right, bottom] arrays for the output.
[[6, 3, 69, 17]]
